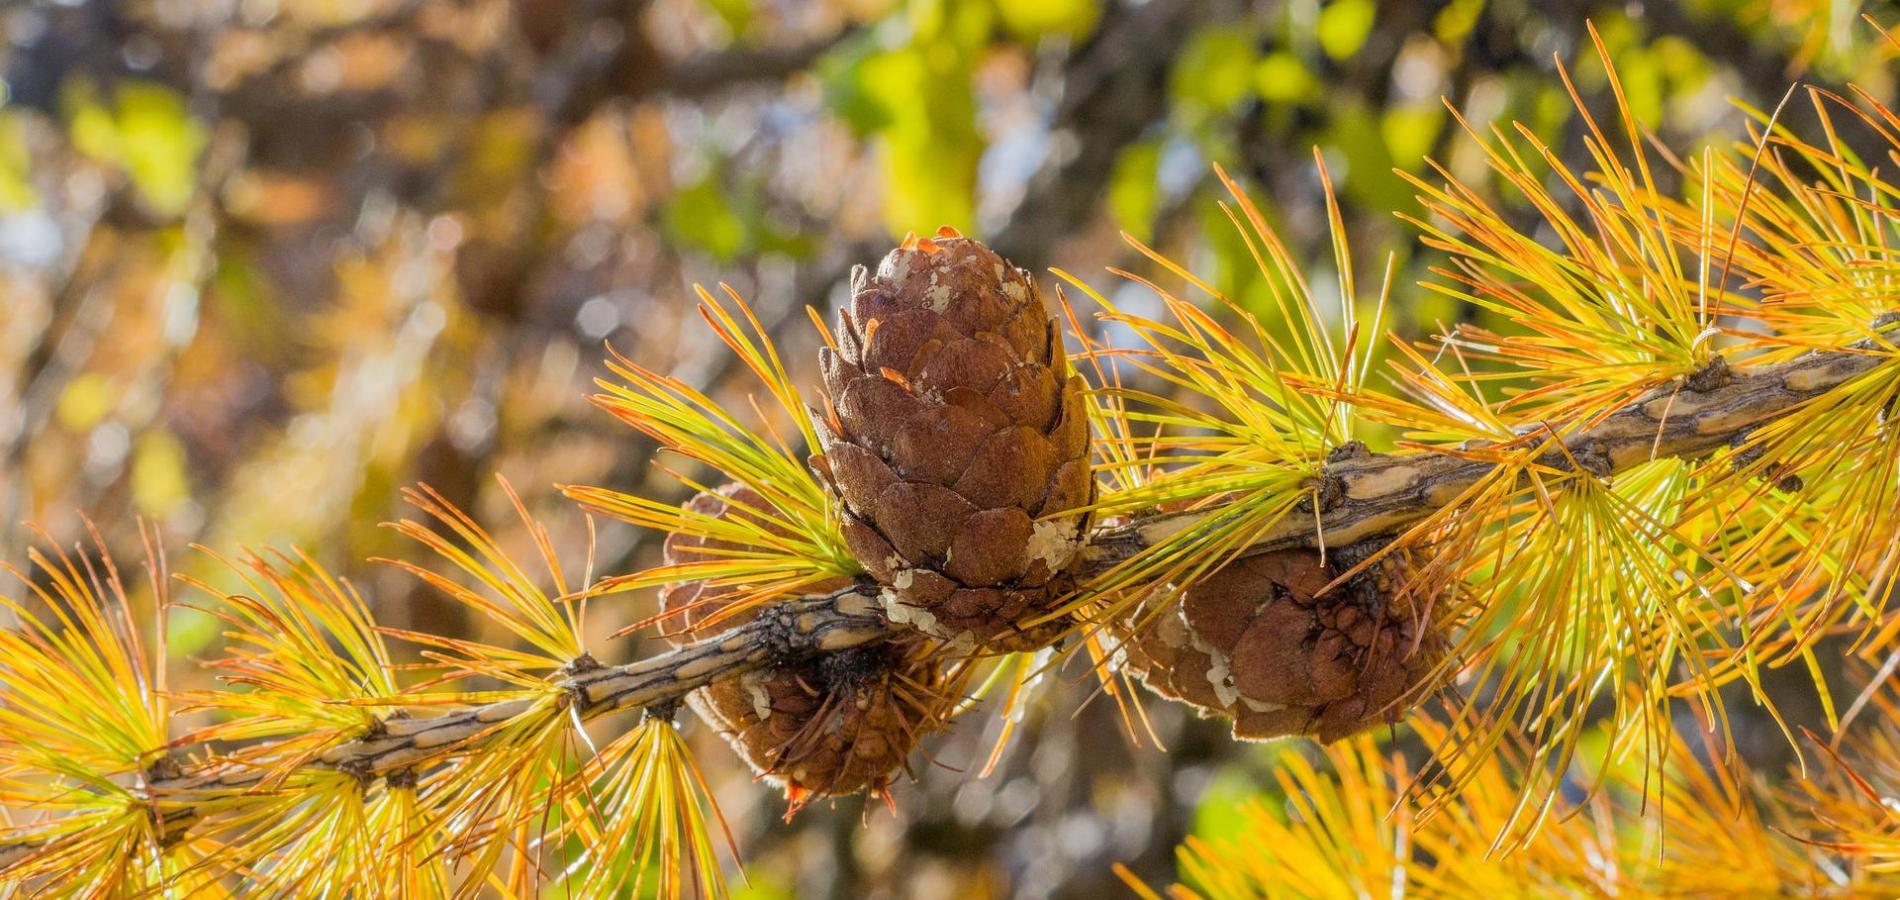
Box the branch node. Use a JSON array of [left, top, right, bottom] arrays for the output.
[[562, 651, 603, 676], [1728, 428, 1803, 493], [1554, 439, 1614, 478], [556, 653, 607, 712], [1302, 441, 1373, 513], [757, 601, 805, 667], [141, 753, 194, 848], [1298, 473, 1347, 514], [818, 642, 896, 693], [337, 756, 376, 789], [1685, 356, 1733, 393], [1328, 534, 1391, 573], [645, 699, 683, 724], [1728, 428, 1765, 468], [145, 754, 184, 784], [1326, 440, 1371, 464]]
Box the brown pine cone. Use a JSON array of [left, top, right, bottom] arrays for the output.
[[730, 638, 958, 809], [661, 485, 955, 806], [813, 229, 1093, 650], [1117, 542, 1444, 742]]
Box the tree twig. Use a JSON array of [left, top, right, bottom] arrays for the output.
[[1, 339, 1890, 868], [1083, 343, 1889, 569], [0, 587, 891, 870]]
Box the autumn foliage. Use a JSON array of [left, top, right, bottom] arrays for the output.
[[5, 6, 1900, 899]]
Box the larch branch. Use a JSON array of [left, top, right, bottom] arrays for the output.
[[1, 340, 1889, 869]]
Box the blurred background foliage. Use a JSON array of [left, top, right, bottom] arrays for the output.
[[1, 0, 1896, 896]]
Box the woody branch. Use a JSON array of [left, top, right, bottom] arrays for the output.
[[0, 335, 1889, 866]]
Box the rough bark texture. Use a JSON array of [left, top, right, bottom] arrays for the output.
[[1082, 346, 1890, 569]]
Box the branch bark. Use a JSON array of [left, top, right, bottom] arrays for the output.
[[1, 340, 1889, 870], [1083, 345, 1889, 569], [0, 588, 890, 871]]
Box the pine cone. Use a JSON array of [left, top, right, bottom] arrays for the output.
[[662, 485, 954, 806], [1117, 542, 1443, 742], [726, 639, 955, 809], [813, 229, 1093, 650]]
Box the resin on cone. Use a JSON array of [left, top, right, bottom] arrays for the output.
[[1118, 542, 1443, 742], [662, 484, 956, 806], [813, 228, 1092, 650]]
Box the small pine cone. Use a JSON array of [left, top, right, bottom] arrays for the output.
[[662, 486, 953, 805], [1117, 542, 1444, 743], [813, 229, 1093, 650], [740, 639, 956, 806]]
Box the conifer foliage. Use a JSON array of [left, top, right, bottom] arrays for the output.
[[5, 34, 1900, 899]]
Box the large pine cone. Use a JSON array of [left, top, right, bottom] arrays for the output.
[[662, 485, 954, 805], [813, 229, 1093, 649], [1117, 542, 1443, 742]]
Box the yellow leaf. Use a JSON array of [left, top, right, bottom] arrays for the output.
[[995, 0, 1099, 42], [55, 373, 117, 431], [62, 79, 205, 217], [1318, 0, 1376, 61], [1253, 52, 1316, 104], [132, 429, 190, 517], [0, 112, 38, 210]]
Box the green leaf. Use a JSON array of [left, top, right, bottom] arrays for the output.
[[1380, 102, 1444, 169], [1317, 0, 1377, 61], [64, 80, 206, 217], [1108, 142, 1162, 243], [698, 0, 753, 36], [1171, 26, 1259, 119], [819, 38, 895, 135], [56, 373, 118, 431], [0, 112, 38, 210], [1619, 51, 1666, 125], [1321, 102, 1408, 213], [1433, 0, 1486, 43], [995, 0, 1099, 42], [1196, 197, 1268, 311], [132, 429, 190, 517], [859, 46, 980, 235], [1253, 52, 1317, 104], [912, 0, 994, 49], [666, 175, 748, 260], [1190, 765, 1271, 841], [823, 1, 988, 239], [1652, 36, 1714, 93], [879, 131, 978, 236], [66, 82, 119, 163], [165, 604, 222, 658]]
